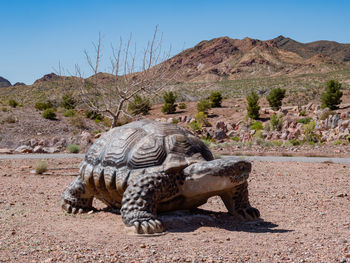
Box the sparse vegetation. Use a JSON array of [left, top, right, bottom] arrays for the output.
[[321, 80, 343, 110], [128, 94, 151, 115], [61, 93, 77, 110], [1, 107, 7, 112], [42, 108, 56, 120], [63, 109, 76, 117], [246, 91, 260, 120], [67, 144, 80, 153], [35, 160, 48, 174], [209, 91, 222, 107], [319, 109, 333, 120], [195, 112, 211, 127], [35, 101, 53, 111], [297, 117, 313, 124], [161, 91, 177, 114], [250, 120, 263, 131], [269, 113, 283, 131], [266, 88, 286, 111], [178, 102, 186, 109], [303, 121, 318, 142]]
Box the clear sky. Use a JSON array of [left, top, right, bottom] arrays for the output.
[[1, 0, 350, 84]]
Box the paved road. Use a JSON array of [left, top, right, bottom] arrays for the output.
[[1, 153, 350, 164]]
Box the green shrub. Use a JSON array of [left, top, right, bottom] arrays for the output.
[[297, 117, 312, 124], [266, 88, 286, 111], [63, 109, 76, 117], [246, 91, 260, 120], [334, 140, 343, 145], [35, 101, 53, 111], [4, 115, 16, 123], [67, 144, 80, 153], [299, 110, 307, 116], [161, 91, 177, 114], [272, 140, 283, 146], [321, 80, 343, 110], [253, 130, 264, 139], [319, 110, 333, 120], [209, 91, 222, 107], [270, 114, 283, 131], [61, 93, 77, 110], [286, 139, 302, 146], [178, 102, 186, 109], [197, 99, 211, 114], [85, 110, 103, 121], [195, 112, 211, 127], [9, 99, 18, 108], [35, 160, 48, 174], [250, 120, 263, 131], [303, 121, 318, 142], [42, 108, 56, 120], [172, 118, 179, 124], [68, 115, 86, 129], [189, 121, 202, 131], [1, 107, 7, 112], [128, 95, 151, 115]]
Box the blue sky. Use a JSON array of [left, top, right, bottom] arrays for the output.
[[1, 0, 350, 84]]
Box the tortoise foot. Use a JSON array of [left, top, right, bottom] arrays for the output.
[[235, 206, 260, 221], [126, 219, 164, 235], [61, 198, 93, 214]]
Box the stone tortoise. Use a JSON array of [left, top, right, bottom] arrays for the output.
[[61, 119, 259, 234]]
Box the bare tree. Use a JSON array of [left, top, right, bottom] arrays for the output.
[[77, 27, 176, 128]]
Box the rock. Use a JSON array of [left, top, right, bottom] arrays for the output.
[[160, 118, 166, 123], [215, 129, 227, 140], [56, 138, 67, 148], [167, 118, 174, 123], [30, 138, 38, 147], [341, 120, 350, 129], [226, 123, 234, 131], [186, 117, 192, 123], [80, 131, 92, 148], [38, 139, 48, 146], [281, 131, 289, 140], [15, 145, 33, 153], [50, 137, 60, 147], [189, 118, 196, 124], [305, 102, 314, 111], [33, 146, 45, 153], [42, 147, 59, 154], [226, 130, 237, 138], [0, 148, 13, 154], [205, 128, 215, 139], [215, 121, 227, 132], [180, 116, 187, 122], [0, 76, 11, 87]]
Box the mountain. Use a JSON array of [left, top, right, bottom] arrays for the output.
[[162, 36, 350, 82], [0, 76, 11, 88]]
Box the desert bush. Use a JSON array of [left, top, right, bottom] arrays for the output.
[[2, 107, 7, 112], [189, 121, 202, 131], [35, 101, 53, 111], [321, 80, 343, 110], [4, 115, 17, 123], [67, 144, 80, 153], [178, 102, 186, 109], [161, 91, 177, 114], [285, 139, 302, 146], [266, 88, 286, 111], [61, 93, 77, 110], [319, 109, 333, 120], [85, 110, 103, 121], [128, 95, 151, 115], [195, 112, 211, 127], [272, 140, 283, 146], [63, 109, 76, 117], [35, 160, 48, 174], [197, 99, 211, 114], [303, 121, 318, 142], [69, 115, 86, 129], [172, 118, 179, 124], [269, 114, 283, 131], [42, 108, 56, 120], [246, 91, 260, 120], [297, 117, 312, 124], [9, 99, 18, 108], [253, 130, 264, 139], [250, 120, 263, 131], [231, 136, 240, 142], [299, 110, 307, 116], [209, 91, 222, 107]]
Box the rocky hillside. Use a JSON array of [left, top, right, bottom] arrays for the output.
[[0, 76, 11, 88], [163, 36, 350, 82]]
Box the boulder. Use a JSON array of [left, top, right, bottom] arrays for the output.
[[33, 146, 45, 153], [215, 129, 227, 140], [0, 148, 13, 154], [29, 138, 38, 147], [167, 118, 174, 123], [215, 121, 227, 132], [15, 145, 33, 153], [42, 147, 59, 153], [226, 123, 234, 131]]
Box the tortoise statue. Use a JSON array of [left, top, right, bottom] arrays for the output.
[[61, 119, 259, 234]]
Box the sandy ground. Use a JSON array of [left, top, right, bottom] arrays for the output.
[[0, 158, 349, 263]]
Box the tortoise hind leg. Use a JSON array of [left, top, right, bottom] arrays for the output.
[[121, 172, 178, 234], [220, 181, 260, 220], [61, 175, 94, 214]]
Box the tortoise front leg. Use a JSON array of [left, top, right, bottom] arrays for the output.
[[121, 172, 179, 234], [220, 181, 260, 220]]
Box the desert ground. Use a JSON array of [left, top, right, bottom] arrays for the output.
[[0, 157, 349, 262]]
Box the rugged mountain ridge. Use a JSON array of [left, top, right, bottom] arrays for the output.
[[163, 36, 350, 82]]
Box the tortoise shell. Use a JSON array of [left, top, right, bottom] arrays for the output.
[[84, 119, 213, 169]]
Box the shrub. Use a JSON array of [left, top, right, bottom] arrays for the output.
[[297, 117, 312, 124], [250, 120, 263, 131], [128, 95, 151, 115], [303, 121, 318, 142], [178, 102, 186, 109], [35, 160, 48, 174], [67, 144, 80, 153], [61, 93, 77, 110], [270, 114, 283, 131], [63, 109, 76, 117], [161, 91, 177, 114], [1, 107, 7, 112], [253, 130, 264, 139], [172, 118, 179, 124], [42, 108, 56, 120], [9, 99, 18, 108], [195, 112, 211, 127], [69, 115, 86, 129], [246, 91, 260, 119], [272, 140, 283, 146], [321, 80, 343, 110], [286, 139, 302, 146], [319, 109, 333, 120], [197, 99, 211, 114], [189, 121, 202, 131], [85, 110, 103, 121], [35, 101, 53, 111], [4, 115, 16, 123], [209, 91, 222, 107], [231, 136, 240, 142], [266, 88, 286, 111]]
